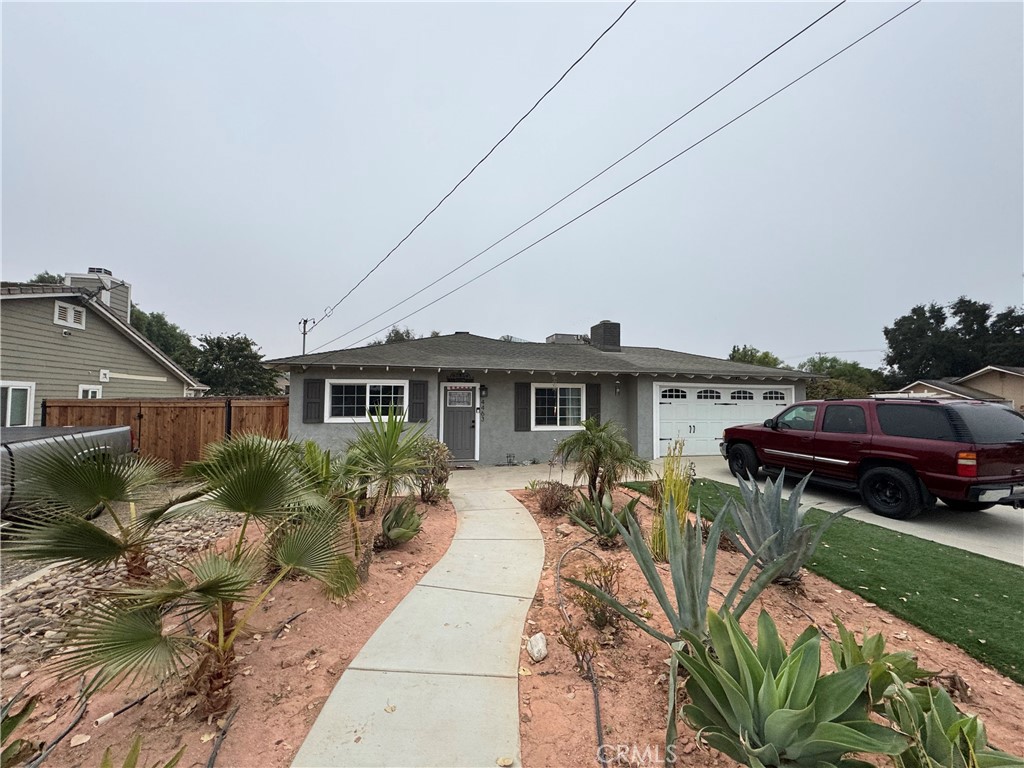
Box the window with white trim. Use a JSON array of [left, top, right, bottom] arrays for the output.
[[696, 389, 722, 400], [325, 380, 408, 422], [730, 390, 754, 400], [532, 384, 584, 429], [54, 300, 86, 329], [79, 385, 103, 399], [660, 388, 687, 399], [1, 382, 35, 427], [763, 390, 787, 401]]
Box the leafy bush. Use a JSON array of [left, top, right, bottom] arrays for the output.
[[567, 492, 638, 548], [374, 496, 423, 550], [534, 481, 576, 517], [725, 470, 850, 583], [570, 560, 624, 630], [882, 676, 1024, 768], [414, 438, 452, 503], [555, 418, 650, 501], [676, 610, 910, 767]]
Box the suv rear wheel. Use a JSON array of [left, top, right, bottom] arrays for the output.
[[858, 467, 924, 520], [727, 444, 759, 480]]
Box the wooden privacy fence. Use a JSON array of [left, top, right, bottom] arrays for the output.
[[41, 397, 289, 468]]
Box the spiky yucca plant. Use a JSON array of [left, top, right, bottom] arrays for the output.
[[347, 411, 427, 517], [554, 418, 650, 501]]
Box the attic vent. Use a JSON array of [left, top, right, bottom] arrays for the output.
[[54, 300, 86, 330]]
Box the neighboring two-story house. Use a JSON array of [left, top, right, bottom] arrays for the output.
[[1, 268, 206, 427]]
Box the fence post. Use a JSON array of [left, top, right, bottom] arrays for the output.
[[225, 399, 233, 438]]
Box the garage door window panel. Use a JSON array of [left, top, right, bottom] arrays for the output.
[[696, 389, 722, 400], [763, 391, 787, 401], [730, 390, 754, 401]]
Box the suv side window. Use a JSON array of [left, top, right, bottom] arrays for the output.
[[777, 404, 818, 431], [876, 404, 956, 441], [823, 404, 867, 434]]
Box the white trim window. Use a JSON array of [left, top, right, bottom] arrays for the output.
[[531, 383, 584, 430], [79, 385, 103, 399], [1, 382, 36, 427], [54, 300, 86, 329], [325, 379, 409, 422]]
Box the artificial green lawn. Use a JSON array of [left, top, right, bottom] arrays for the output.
[[621, 478, 1024, 684]]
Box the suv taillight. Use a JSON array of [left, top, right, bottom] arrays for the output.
[[956, 451, 977, 478]]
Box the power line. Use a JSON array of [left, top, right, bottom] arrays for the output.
[[300, 0, 637, 342], [315, 1, 921, 355], [308, 0, 847, 352]]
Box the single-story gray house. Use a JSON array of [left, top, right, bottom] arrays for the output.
[[268, 320, 818, 463]]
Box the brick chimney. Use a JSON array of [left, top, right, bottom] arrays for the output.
[[590, 320, 621, 352]]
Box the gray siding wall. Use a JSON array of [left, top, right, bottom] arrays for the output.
[[1, 297, 187, 424], [287, 368, 441, 455], [66, 275, 132, 323], [635, 379, 656, 460]]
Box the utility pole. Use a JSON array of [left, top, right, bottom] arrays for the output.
[[299, 318, 314, 354]]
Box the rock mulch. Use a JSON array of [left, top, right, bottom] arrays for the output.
[[1, 511, 242, 674]]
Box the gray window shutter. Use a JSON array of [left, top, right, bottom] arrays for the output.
[[303, 378, 325, 423], [514, 382, 531, 432], [586, 382, 601, 422], [408, 380, 428, 423]]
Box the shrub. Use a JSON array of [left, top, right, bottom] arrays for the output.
[[414, 438, 452, 503], [534, 481, 576, 517], [554, 418, 650, 501], [570, 560, 624, 630], [649, 441, 694, 562], [676, 610, 910, 768], [725, 470, 850, 583]]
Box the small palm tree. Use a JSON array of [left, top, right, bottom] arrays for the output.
[[6, 438, 189, 579], [55, 434, 359, 715], [555, 418, 651, 501], [347, 411, 427, 518]]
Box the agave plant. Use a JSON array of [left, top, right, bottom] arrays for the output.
[[5, 437, 182, 579], [882, 675, 1024, 768], [676, 609, 910, 768], [53, 435, 359, 715], [347, 411, 427, 517], [829, 616, 935, 714], [725, 471, 850, 583], [567, 491, 638, 548], [374, 496, 423, 550], [554, 417, 650, 501]]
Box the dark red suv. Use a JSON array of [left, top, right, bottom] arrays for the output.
[[720, 398, 1024, 519]]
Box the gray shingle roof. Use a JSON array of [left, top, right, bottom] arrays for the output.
[[267, 333, 817, 380], [912, 379, 1005, 401]]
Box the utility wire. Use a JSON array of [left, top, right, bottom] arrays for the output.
[[308, 0, 846, 353], [316, 1, 920, 354], [303, 0, 636, 334]]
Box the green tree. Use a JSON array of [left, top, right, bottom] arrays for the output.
[[554, 418, 651, 501], [193, 334, 279, 396], [728, 345, 785, 368], [130, 304, 199, 373], [799, 355, 885, 398], [367, 326, 440, 346], [29, 271, 64, 284], [883, 298, 1024, 383]]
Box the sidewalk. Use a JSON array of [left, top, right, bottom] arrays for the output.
[[291, 467, 547, 768]]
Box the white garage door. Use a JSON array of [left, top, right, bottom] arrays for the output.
[[657, 385, 793, 457]]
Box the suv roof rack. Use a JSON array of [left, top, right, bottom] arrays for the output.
[[871, 397, 942, 404]]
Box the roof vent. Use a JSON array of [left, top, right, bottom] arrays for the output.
[[87, 267, 113, 277], [590, 320, 621, 352], [546, 333, 588, 345], [454, 331, 470, 335]]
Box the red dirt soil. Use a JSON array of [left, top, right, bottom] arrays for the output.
[[512, 487, 1024, 768]]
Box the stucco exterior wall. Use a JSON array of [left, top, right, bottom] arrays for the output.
[[1, 297, 191, 425], [962, 371, 1024, 410]]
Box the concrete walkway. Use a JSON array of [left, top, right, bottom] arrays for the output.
[[292, 469, 545, 768]]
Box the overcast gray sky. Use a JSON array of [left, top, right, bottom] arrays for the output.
[[3, 1, 1022, 369]]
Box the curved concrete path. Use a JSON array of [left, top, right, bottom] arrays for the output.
[[292, 472, 544, 768]]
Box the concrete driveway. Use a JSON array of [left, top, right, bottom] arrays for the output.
[[685, 457, 1024, 567]]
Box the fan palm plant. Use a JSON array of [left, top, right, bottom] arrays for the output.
[[554, 418, 650, 501], [5, 437, 184, 579], [347, 411, 427, 517], [55, 435, 359, 715]]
